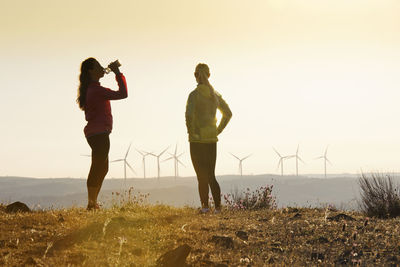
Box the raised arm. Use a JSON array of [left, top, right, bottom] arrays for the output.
[[101, 73, 128, 100], [216, 92, 232, 135]]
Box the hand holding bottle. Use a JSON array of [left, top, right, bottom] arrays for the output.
[[104, 60, 121, 74]]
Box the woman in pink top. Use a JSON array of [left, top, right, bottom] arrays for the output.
[[77, 58, 128, 210]]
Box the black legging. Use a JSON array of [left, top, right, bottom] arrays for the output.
[[86, 133, 110, 187], [190, 142, 221, 208]]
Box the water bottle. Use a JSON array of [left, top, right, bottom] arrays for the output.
[[104, 60, 121, 74]]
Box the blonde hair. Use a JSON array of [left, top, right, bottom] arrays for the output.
[[195, 63, 217, 103]]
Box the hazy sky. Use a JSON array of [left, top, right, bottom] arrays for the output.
[[1, 0, 400, 178]]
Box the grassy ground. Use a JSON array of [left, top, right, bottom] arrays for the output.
[[1, 203, 400, 266]]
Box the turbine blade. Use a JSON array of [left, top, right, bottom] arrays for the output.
[[142, 150, 152, 155], [135, 148, 144, 156], [229, 153, 240, 160], [159, 146, 170, 157], [272, 147, 281, 157], [177, 159, 186, 167], [176, 152, 184, 158], [242, 154, 252, 161], [298, 156, 306, 164], [326, 158, 333, 165], [296, 144, 299, 155], [324, 145, 329, 157], [111, 159, 124, 162], [174, 143, 178, 155], [125, 143, 132, 159], [162, 157, 174, 162], [126, 162, 136, 174], [314, 156, 324, 160], [276, 158, 282, 170]]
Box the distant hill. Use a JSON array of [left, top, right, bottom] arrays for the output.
[[0, 174, 379, 210]]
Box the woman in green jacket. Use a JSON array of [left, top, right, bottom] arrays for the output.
[[185, 63, 232, 213]]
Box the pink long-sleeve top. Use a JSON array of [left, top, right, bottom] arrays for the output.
[[84, 73, 127, 137]]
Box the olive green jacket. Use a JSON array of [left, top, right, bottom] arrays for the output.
[[185, 84, 232, 143]]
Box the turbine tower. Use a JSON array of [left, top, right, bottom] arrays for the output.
[[291, 144, 305, 177], [230, 153, 252, 177], [111, 143, 136, 183], [315, 146, 331, 178], [136, 148, 152, 179], [163, 144, 185, 180], [149, 146, 169, 180], [273, 147, 293, 176]]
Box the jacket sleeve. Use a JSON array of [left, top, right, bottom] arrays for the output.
[[185, 92, 196, 137], [216, 92, 232, 135], [101, 73, 128, 100]]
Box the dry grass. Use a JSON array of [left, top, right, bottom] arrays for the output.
[[1, 204, 400, 266], [359, 173, 400, 218]]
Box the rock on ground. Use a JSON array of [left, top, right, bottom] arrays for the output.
[[156, 244, 191, 267], [5, 202, 31, 213]]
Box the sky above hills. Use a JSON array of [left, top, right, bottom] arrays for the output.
[[1, 0, 400, 178]]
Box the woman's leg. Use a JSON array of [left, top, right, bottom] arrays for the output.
[[94, 155, 108, 202], [206, 143, 221, 209], [95, 135, 110, 202], [87, 135, 99, 207], [87, 133, 110, 208], [190, 143, 210, 208]]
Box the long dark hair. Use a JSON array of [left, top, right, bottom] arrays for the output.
[[77, 57, 97, 110]]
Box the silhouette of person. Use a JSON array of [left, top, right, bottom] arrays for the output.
[[77, 58, 128, 210], [185, 63, 232, 214]]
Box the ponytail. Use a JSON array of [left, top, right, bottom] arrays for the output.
[[77, 57, 97, 110], [195, 63, 218, 104]]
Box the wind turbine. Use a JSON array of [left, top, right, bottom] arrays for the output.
[[135, 148, 152, 179], [230, 153, 252, 177], [273, 147, 294, 176], [291, 145, 305, 177], [315, 146, 331, 178], [149, 146, 169, 180], [111, 143, 136, 182], [163, 144, 185, 180]]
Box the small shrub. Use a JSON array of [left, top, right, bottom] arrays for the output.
[[223, 185, 276, 210], [358, 173, 400, 218], [111, 187, 150, 208]]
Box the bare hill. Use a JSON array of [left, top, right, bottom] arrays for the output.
[[0, 174, 368, 210]]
